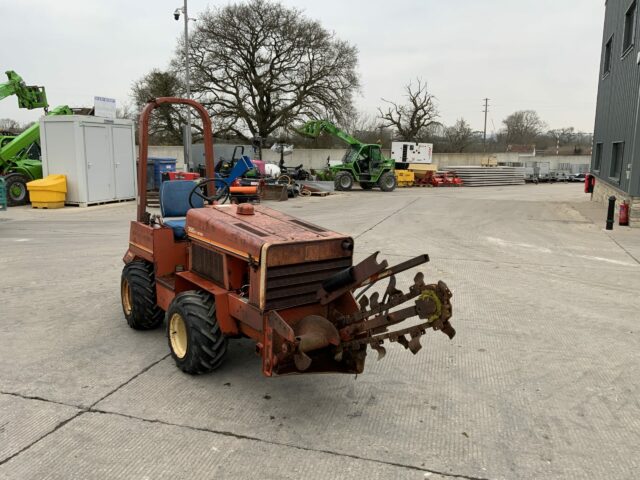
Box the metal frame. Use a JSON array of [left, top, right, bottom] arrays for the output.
[[137, 97, 214, 222]]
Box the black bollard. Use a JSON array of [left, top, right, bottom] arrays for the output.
[[606, 195, 616, 230]]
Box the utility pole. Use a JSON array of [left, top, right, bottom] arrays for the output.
[[482, 98, 490, 152], [174, 1, 193, 169]]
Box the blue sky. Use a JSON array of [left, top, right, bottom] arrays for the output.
[[1, 0, 605, 133]]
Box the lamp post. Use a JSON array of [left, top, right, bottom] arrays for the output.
[[174, 1, 195, 170]]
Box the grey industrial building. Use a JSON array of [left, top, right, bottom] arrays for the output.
[[592, 0, 640, 225]]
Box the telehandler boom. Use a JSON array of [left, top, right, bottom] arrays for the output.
[[0, 70, 72, 206], [296, 120, 397, 192]]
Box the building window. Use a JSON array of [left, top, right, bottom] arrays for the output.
[[594, 142, 603, 171], [604, 36, 613, 75], [610, 142, 624, 180], [623, 1, 637, 53]]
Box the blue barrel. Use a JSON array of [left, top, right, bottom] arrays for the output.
[[148, 157, 176, 190], [145, 160, 155, 190]]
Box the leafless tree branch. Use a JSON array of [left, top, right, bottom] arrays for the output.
[[377, 78, 439, 141]]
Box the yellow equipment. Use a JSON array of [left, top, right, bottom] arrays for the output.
[[26, 174, 66, 208], [394, 169, 415, 187]]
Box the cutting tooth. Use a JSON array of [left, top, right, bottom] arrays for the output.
[[408, 335, 422, 354], [371, 343, 386, 361], [413, 272, 425, 287], [396, 335, 409, 349], [359, 295, 369, 311], [386, 275, 402, 297], [370, 292, 380, 309]]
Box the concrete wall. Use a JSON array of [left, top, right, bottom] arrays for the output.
[[147, 145, 591, 174], [261, 148, 343, 170], [592, 180, 640, 228], [148, 146, 185, 165]]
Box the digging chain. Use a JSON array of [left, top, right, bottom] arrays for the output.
[[338, 274, 454, 359]]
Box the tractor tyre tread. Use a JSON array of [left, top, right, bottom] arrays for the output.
[[378, 171, 397, 192], [334, 171, 354, 191], [5, 173, 30, 207], [121, 261, 164, 330], [167, 291, 228, 375]]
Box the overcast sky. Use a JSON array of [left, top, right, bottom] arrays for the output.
[[2, 0, 604, 134]]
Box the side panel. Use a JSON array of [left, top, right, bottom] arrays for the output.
[[40, 120, 81, 202], [153, 227, 187, 277], [128, 221, 154, 261]]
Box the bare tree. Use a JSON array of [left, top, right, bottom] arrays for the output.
[[501, 110, 546, 145], [116, 103, 135, 120], [180, 0, 360, 142], [343, 111, 386, 145], [0, 118, 23, 134], [445, 118, 476, 152], [377, 79, 439, 141], [547, 127, 575, 145], [131, 69, 188, 145]]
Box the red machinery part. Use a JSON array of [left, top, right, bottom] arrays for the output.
[[619, 201, 629, 226], [229, 186, 258, 194], [585, 173, 596, 194], [167, 172, 200, 181]]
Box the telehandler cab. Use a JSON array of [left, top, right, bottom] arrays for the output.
[[121, 98, 455, 376]]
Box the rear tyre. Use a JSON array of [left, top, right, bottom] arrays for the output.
[[121, 261, 164, 330], [167, 291, 228, 375], [5, 174, 30, 207], [334, 171, 354, 191], [378, 171, 397, 192], [359, 182, 374, 190]]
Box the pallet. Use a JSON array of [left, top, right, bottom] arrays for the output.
[[307, 190, 330, 197], [65, 197, 137, 207]]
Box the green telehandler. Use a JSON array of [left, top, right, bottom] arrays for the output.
[[0, 70, 72, 206], [296, 120, 396, 192]]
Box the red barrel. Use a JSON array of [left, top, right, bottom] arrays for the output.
[[619, 201, 629, 226]]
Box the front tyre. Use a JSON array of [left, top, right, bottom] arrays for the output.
[[334, 171, 354, 191], [121, 261, 164, 330], [5, 174, 30, 206], [167, 291, 228, 375], [378, 171, 397, 192]]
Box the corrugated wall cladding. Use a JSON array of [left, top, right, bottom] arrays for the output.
[[592, 0, 640, 196]]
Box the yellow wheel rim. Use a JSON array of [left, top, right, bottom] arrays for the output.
[[121, 279, 132, 316], [169, 313, 188, 359]]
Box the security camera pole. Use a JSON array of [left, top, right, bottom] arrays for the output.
[[175, 1, 193, 170]]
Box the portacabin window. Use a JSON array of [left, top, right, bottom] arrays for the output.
[[610, 142, 624, 180], [594, 142, 603, 171], [623, 1, 637, 54], [604, 36, 613, 75]]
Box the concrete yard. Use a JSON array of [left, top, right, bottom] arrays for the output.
[[1, 184, 639, 480]]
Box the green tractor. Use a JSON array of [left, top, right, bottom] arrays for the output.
[[0, 70, 72, 206], [296, 120, 396, 192]]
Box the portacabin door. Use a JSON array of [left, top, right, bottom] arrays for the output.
[[83, 124, 115, 202], [111, 125, 136, 199]]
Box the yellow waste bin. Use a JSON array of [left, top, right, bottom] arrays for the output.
[[26, 174, 67, 209]]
